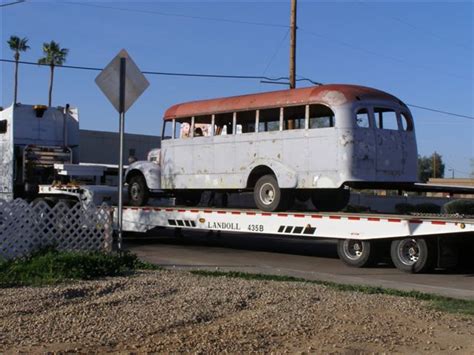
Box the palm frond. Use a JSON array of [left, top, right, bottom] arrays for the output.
[[8, 35, 29, 52], [39, 40, 69, 65]]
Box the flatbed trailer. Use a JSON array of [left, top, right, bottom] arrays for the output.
[[119, 206, 474, 273]]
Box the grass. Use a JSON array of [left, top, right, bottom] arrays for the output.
[[190, 270, 474, 316], [0, 248, 160, 287]]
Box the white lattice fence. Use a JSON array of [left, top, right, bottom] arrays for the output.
[[0, 199, 113, 260]]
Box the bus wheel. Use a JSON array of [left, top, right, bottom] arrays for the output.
[[390, 238, 435, 273], [337, 239, 376, 267], [254, 175, 289, 212], [128, 174, 149, 206], [311, 188, 350, 212]]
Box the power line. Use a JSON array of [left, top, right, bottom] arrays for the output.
[[407, 104, 474, 120], [0, 0, 25, 8], [0, 58, 471, 120], [62, 1, 288, 29], [0, 58, 289, 82], [58, 1, 470, 83], [262, 28, 290, 76]]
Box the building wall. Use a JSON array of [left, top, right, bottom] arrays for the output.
[[427, 178, 474, 198], [79, 129, 160, 165]]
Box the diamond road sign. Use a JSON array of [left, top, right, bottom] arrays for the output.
[[95, 49, 149, 113]]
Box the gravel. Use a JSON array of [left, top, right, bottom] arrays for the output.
[[0, 270, 473, 353]]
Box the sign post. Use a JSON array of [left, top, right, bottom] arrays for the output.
[[95, 50, 149, 250]]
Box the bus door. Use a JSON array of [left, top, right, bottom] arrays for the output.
[[373, 108, 404, 173]]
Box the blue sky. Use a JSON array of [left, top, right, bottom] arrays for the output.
[[1, 0, 473, 177]]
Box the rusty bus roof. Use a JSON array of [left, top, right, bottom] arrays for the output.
[[163, 84, 403, 120]]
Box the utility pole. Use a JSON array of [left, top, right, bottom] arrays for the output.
[[433, 152, 437, 179], [287, 0, 297, 130], [289, 0, 297, 89]]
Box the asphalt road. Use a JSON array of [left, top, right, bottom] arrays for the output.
[[125, 229, 474, 300]]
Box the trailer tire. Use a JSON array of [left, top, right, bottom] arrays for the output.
[[337, 239, 377, 267], [390, 238, 435, 273], [312, 188, 350, 212], [254, 175, 290, 212], [128, 174, 149, 206]]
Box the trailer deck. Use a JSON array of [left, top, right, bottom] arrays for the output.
[[121, 206, 474, 239]]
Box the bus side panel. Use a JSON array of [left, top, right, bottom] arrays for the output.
[[400, 130, 418, 182], [192, 135, 215, 183], [349, 127, 377, 182], [306, 128, 339, 188], [375, 129, 404, 174], [255, 130, 284, 166], [210, 134, 240, 187], [234, 133, 259, 186], [161, 139, 193, 189]]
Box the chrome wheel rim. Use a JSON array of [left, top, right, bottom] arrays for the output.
[[397, 239, 420, 266], [259, 182, 276, 205], [342, 240, 364, 260]]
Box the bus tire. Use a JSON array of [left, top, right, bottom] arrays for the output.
[[311, 188, 350, 212], [337, 239, 376, 268], [254, 175, 289, 212], [128, 174, 150, 206], [390, 238, 435, 273]]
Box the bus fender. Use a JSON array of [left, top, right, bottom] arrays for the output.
[[125, 161, 161, 190], [246, 160, 298, 189]]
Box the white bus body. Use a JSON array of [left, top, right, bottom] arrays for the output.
[[126, 84, 418, 211]]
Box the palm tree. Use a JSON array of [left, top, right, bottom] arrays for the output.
[[7, 35, 30, 105], [38, 41, 69, 106]]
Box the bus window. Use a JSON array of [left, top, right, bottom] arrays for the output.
[[259, 108, 280, 132], [375, 108, 398, 130], [0, 120, 6, 134], [215, 112, 234, 135], [401, 112, 414, 131], [356, 108, 370, 128], [162, 120, 173, 140], [284, 105, 306, 130], [194, 115, 212, 137], [175, 117, 192, 138], [236, 110, 256, 134], [309, 104, 334, 129]]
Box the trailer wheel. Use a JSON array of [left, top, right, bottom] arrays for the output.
[[390, 238, 435, 273], [254, 175, 290, 212], [337, 239, 376, 267], [128, 174, 149, 206], [312, 188, 350, 212]]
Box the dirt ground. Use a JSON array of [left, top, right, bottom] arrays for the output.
[[0, 270, 473, 354]]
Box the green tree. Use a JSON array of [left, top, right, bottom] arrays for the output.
[[418, 152, 445, 182], [7, 35, 30, 105], [470, 159, 474, 178], [38, 41, 69, 106]]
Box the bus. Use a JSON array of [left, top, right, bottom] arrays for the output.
[[125, 84, 417, 212]]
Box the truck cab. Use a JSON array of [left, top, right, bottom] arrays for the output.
[[0, 104, 79, 201]]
